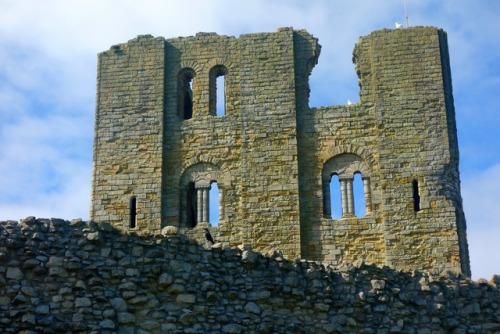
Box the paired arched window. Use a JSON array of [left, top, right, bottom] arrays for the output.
[[177, 65, 228, 119], [180, 163, 227, 228], [323, 154, 372, 219], [184, 180, 220, 227]]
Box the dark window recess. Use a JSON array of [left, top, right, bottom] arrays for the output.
[[412, 180, 421, 212], [129, 196, 137, 228], [178, 68, 195, 119], [187, 182, 197, 228], [183, 90, 193, 119]]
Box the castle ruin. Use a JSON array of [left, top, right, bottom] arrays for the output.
[[90, 27, 470, 276]]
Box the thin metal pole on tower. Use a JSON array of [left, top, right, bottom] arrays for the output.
[[404, 0, 410, 27]]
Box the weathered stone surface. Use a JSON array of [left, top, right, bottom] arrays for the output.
[[75, 297, 92, 307], [244, 302, 261, 314], [90, 26, 470, 277], [0, 218, 497, 333], [6, 267, 23, 280], [176, 293, 196, 304]]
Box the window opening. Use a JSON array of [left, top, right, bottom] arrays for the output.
[[330, 174, 342, 219], [178, 68, 195, 120], [187, 182, 197, 227], [129, 196, 137, 228], [209, 65, 228, 116], [353, 172, 366, 217], [209, 181, 220, 226], [216, 75, 225, 116], [412, 179, 420, 212]]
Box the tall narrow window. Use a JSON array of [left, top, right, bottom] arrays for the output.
[[216, 75, 225, 116], [129, 196, 137, 228], [412, 179, 421, 212], [330, 174, 342, 219], [353, 172, 366, 217], [187, 182, 197, 227], [209, 65, 228, 116], [178, 68, 195, 120], [209, 181, 220, 226]]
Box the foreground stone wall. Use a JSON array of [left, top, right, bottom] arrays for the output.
[[0, 218, 497, 333]]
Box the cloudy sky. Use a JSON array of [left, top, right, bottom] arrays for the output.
[[1, 0, 498, 280]]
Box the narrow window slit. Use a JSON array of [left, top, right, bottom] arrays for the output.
[[129, 196, 137, 228], [412, 179, 421, 212]]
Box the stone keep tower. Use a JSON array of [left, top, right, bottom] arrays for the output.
[[91, 27, 470, 275]]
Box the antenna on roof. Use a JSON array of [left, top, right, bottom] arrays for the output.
[[404, 0, 410, 27]]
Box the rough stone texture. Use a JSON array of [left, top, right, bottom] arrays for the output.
[[91, 26, 470, 275], [0, 218, 498, 333]]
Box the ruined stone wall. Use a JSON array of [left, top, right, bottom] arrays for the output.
[[352, 28, 469, 274], [160, 28, 318, 259], [0, 218, 498, 333], [91, 35, 165, 230], [296, 28, 469, 275], [91, 27, 470, 275]]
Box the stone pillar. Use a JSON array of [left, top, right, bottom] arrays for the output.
[[203, 188, 209, 223], [340, 179, 348, 217], [197, 189, 204, 223], [363, 177, 372, 214], [346, 178, 354, 215]]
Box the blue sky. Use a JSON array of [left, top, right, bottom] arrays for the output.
[[0, 0, 498, 280]]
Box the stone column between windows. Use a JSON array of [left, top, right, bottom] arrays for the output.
[[202, 188, 209, 223], [196, 187, 210, 223], [197, 188, 204, 223], [346, 178, 354, 215], [340, 178, 348, 217], [363, 177, 372, 214]]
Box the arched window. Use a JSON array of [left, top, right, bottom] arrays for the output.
[[179, 162, 229, 228], [209, 65, 228, 116], [209, 181, 220, 226], [129, 196, 137, 228], [322, 153, 372, 219], [178, 68, 195, 119]]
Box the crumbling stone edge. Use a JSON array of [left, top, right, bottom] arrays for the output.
[[0, 217, 498, 333]]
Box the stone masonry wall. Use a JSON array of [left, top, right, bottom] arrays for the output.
[[91, 35, 165, 230], [91, 27, 470, 276], [296, 28, 468, 275], [0, 218, 498, 334]]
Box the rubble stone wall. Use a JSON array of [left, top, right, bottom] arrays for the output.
[[0, 218, 497, 333]]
